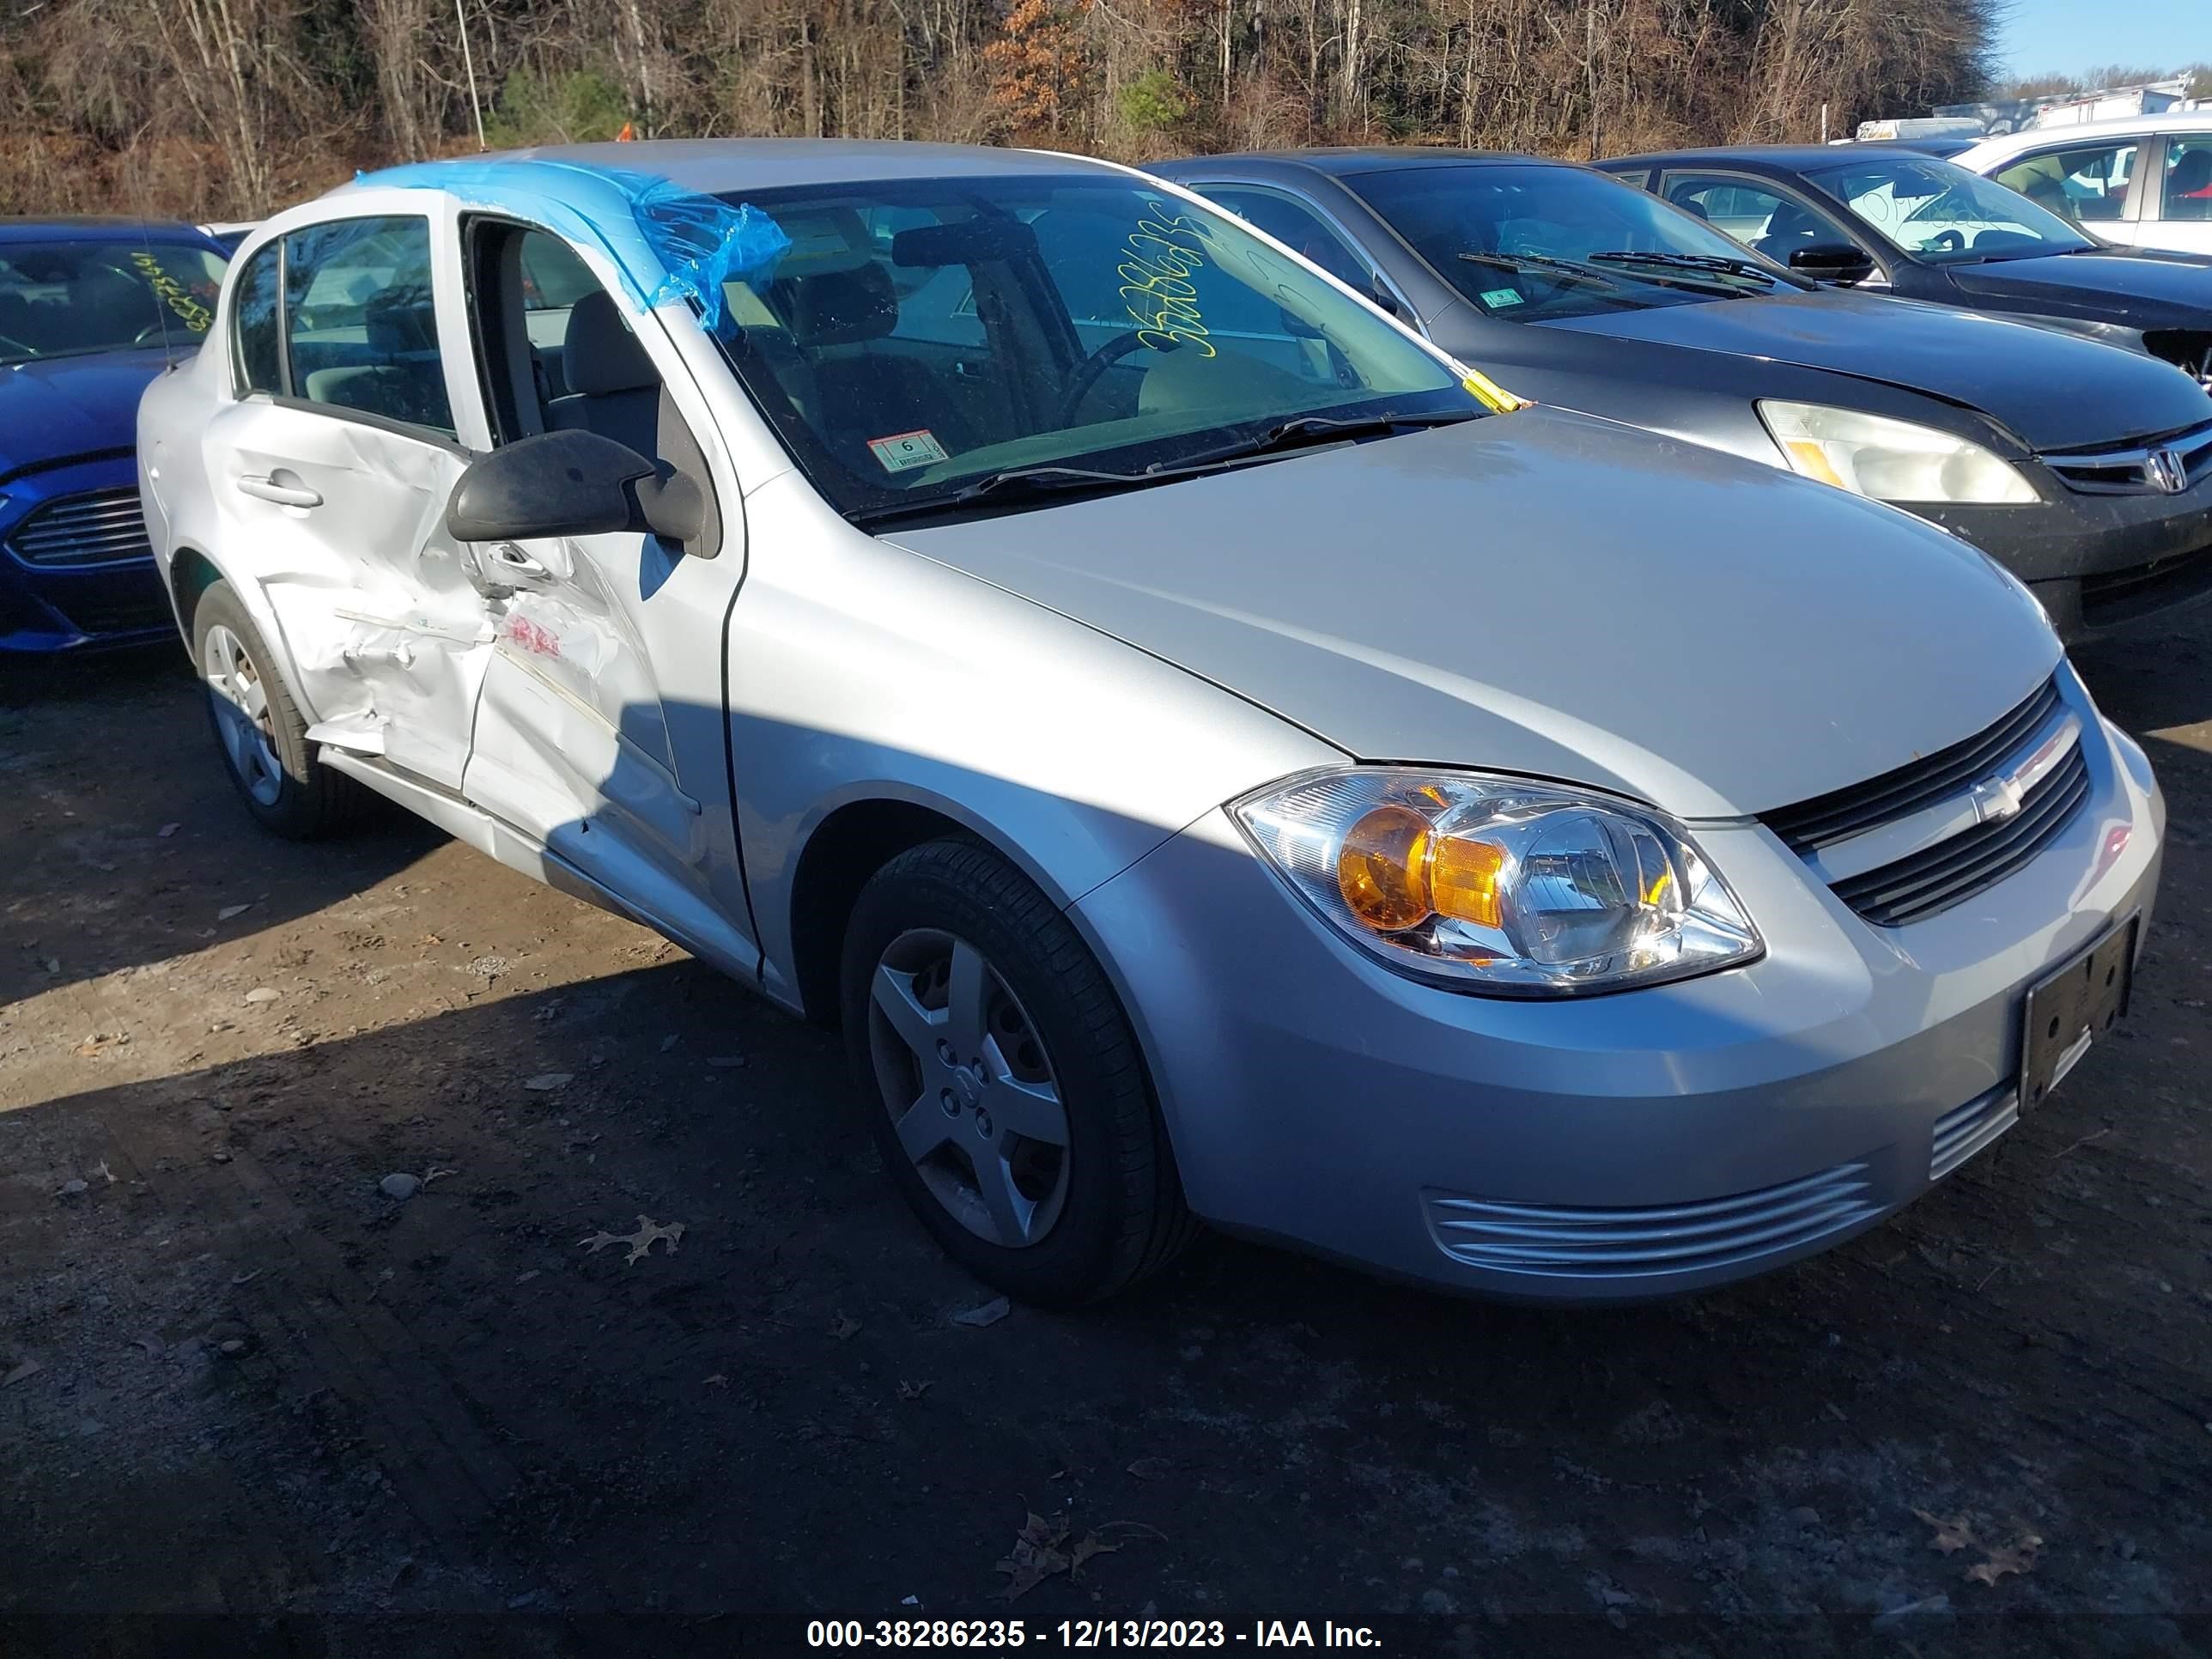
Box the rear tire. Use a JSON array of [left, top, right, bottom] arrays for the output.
[[840, 838, 1197, 1306], [191, 580, 371, 839]]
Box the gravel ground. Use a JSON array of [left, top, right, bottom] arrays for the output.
[[3, 613, 2210, 1659]]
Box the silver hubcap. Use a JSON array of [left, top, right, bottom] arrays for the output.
[[202, 623, 283, 807], [866, 928, 1070, 1249]]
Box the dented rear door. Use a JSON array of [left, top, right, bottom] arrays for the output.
[[204, 209, 493, 790]]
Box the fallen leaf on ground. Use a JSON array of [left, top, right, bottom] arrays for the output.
[[217, 904, 252, 921], [1914, 1510, 1977, 1555], [158, 823, 179, 838], [2, 1358, 42, 1388], [1966, 1534, 2042, 1586], [524, 1073, 572, 1091], [702, 1373, 730, 1388], [994, 1510, 1072, 1599], [1126, 1456, 1172, 1480], [579, 1215, 684, 1264], [830, 1314, 861, 1340], [953, 1296, 1011, 1328], [898, 1380, 933, 1401], [659, 1035, 678, 1053]]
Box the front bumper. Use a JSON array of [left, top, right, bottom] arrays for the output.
[[1922, 474, 2212, 641], [1073, 672, 2163, 1303], [0, 453, 173, 654]]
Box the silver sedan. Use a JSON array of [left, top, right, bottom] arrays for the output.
[[137, 140, 2162, 1304]]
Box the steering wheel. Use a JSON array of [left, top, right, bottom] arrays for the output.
[[1058, 330, 1180, 425], [1927, 228, 1966, 253], [0, 332, 36, 359]]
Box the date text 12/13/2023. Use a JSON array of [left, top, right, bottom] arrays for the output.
[[805, 1619, 1385, 1648]]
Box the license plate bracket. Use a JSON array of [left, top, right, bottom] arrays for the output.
[[2020, 915, 2137, 1115]]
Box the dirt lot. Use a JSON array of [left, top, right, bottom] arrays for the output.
[[3, 615, 2210, 1659]]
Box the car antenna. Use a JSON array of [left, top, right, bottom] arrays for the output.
[[131, 166, 178, 362]]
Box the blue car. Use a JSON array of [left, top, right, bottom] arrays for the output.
[[1, 220, 228, 654]]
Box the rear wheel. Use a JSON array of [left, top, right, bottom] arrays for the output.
[[841, 839, 1196, 1306], [192, 580, 371, 839]]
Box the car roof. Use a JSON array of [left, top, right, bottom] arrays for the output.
[[1959, 109, 2212, 161], [1601, 143, 1928, 173], [1156, 148, 1556, 179], [0, 216, 216, 246], [341, 137, 1124, 199]]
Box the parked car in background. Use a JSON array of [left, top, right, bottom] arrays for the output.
[[198, 222, 260, 256], [141, 142, 2162, 1308], [1953, 112, 2212, 256], [3, 218, 227, 655], [1599, 145, 2212, 392], [1887, 137, 1982, 160], [1155, 149, 2212, 640]]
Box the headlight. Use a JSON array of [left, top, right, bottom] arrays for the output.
[[1232, 769, 1762, 997], [1758, 401, 2037, 504]]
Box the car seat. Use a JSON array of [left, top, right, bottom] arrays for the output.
[[767, 263, 974, 466], [547, 290, 662, 457], [2169, 148, 2212, 220]]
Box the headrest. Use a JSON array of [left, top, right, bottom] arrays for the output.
[[563, 289, 659, 396], [2171, 149, 2211, 194], [769, 264, 898, 348]]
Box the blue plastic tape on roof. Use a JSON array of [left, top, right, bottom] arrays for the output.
[[349, 159, 791, 333]]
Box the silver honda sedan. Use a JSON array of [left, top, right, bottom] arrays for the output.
[[137, 140, 2162, 1305]]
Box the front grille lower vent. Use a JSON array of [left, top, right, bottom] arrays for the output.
[[6, 489, 154, 568], [1423, 1162, 1882, 1280]]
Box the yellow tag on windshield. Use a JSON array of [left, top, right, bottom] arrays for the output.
[[1462, 368, 1528, 413]]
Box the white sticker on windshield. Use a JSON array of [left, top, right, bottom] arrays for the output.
[[866, 428, 950, 472], [1479, 287, 1524, 308]]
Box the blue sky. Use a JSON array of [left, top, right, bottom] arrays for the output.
[[1997, 0, 2203, 80]]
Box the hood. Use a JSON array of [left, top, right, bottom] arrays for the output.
[[0, 348, 176, 480], [1537, 285, 2209, 451], [885, 408, 2060, 820], [1945, 247, 2212, 329]]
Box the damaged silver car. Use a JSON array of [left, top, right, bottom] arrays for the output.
[[138, 141, 2161, 1306]]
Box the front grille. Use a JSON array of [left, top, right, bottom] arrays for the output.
[[1929, 1085, 2019, 1182], [2043, 419, 2212, 495], [1422, 1161, 1882, 1280], [1764, 678, 2061, 853], [5, 488, 154, 568], [1764, 676, 2090, 927]]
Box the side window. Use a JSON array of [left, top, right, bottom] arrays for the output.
[[283, 216, 453, 437], [1664, 173, 1848, 264], [1200, 187, 1377, 293], [2162, 138, 2212, 222], [231, 241, 283, 395], [1996, 143, 2137, 222]]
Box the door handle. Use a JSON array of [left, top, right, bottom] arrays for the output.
[[236, 472, 323, 508], [489, 543, 551, 580]]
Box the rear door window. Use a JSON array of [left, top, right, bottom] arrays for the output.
[[2161, 137, 2212, 223], [1993, 143, 2138, 223], [283, 216, 454, 437]]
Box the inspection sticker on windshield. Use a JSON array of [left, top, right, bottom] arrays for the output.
[[867, 428, 949, 472], [1478, 287, 1524, 309]]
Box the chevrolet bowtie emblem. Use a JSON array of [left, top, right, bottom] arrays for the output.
[[1968, 773, 2027, 824]]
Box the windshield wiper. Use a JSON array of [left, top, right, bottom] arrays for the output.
[[848, 464, 1159, 527], [849, 410, 1483, 529], [1456, 251, 1620, 290], [1159, 410, 1482, 473], [1586, 249, 1779, 288]]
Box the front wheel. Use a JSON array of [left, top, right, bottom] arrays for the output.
[[840, 839, 1196, 1306], [192, 580, 371, 839]]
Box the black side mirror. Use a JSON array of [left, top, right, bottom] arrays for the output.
[[1788, 243, 1878, 285], [446, 428, 703, 548]]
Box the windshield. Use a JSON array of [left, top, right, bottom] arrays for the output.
[[1806, 155, 2094, 262], [691, 175, 1483, 519], [1348, 163, 1808, 320], [0, 240, 227, 366]]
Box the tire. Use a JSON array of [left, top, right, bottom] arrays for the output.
[[191, 580, 372, 839], [840, 838, 1198, 1306]]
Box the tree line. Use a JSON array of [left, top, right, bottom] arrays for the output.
[[1, 0, 2011, 221]]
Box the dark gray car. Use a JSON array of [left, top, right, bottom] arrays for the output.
[[1150, 149, 2212, 640]]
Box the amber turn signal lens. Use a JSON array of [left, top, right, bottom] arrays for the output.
[[1430, 835, 1504, 928], [1336, 805, 1432, 931]]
